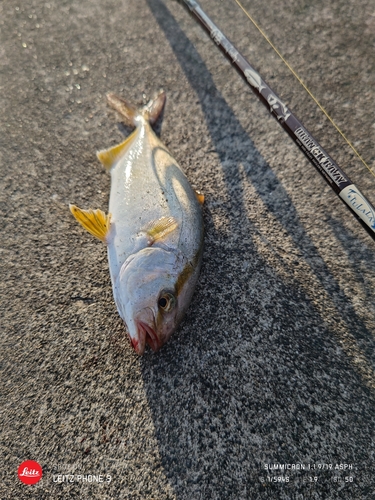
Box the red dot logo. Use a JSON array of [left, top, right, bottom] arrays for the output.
[[18, 460, 42, 485]]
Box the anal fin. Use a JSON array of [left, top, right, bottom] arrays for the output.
[[70, 205, 111, 243]]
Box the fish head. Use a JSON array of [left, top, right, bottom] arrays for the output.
[[115, 247, 197, 355]]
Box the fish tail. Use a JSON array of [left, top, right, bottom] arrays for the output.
[[106, 91, 166, 126], [106, 93, 138, 127], [141, 90, 166, 124]]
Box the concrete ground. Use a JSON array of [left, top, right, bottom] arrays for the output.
[[1, 0, 375, 498]]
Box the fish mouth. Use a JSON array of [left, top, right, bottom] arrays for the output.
[[131, 320, 160, 355]]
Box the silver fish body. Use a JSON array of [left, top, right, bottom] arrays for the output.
[[70, 92, 204, 354]]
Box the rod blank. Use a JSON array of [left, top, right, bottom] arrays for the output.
[[179, 0, 375, 241]]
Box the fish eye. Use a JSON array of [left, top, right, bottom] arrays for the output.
[[158, 292, 176, 312]]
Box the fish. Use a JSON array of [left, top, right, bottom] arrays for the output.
[[70, 91, 204, 355]]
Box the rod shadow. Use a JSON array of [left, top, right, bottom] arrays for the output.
[[144, 0, 375, 378], [139, 0, 375, 497]]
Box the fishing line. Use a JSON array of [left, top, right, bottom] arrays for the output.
[[177, 0, 375, 241], [233, 0, 375, 180]]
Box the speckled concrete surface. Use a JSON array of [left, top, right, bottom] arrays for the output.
[[1, 0, 375, 498]]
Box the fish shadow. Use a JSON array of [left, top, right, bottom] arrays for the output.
[[139, 0, 375, 498]]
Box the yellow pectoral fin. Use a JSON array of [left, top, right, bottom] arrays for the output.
[[145, 216, 178, 245], [69, 205, 111, 243], [195, 189, 205, 205], [97, 130, 137, 170]]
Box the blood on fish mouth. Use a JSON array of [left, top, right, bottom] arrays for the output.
[[133, 320, 160, 353]]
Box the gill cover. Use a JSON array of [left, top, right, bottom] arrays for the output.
[[114, 247, 187, 354]]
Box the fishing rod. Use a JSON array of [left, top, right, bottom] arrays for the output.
[[177, 0, 375, 241]]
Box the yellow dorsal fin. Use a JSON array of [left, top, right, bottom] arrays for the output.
[[69, 205, 111, 243], [97, 130, 137, 170], [195, 189, 205, 205], [145, 216, 178, 244]]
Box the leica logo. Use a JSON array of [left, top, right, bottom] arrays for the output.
[[18, 460, 43, 485], [19, 467, 40, 477]]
